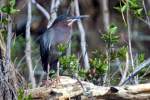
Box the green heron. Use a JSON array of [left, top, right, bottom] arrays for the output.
[[40, 15, 87, 81]]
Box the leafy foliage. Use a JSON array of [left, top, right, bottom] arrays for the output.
[[59, 54, 79, 75], [0, 0, 19, 14], [117, 46, 128, 61], [101, 24, 119, 45], [114, 0, 143, 17], [90, 58, 107, 75], [18, 88, 32, 100], [57, 43, 68, 53], [11, 35, 25, 60]]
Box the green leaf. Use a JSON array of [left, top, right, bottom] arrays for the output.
[[109, 25, 118, 34], [0, 6, 10, 14], [57, 43, 67, 52], [147, 11, 150, 16], [129, 0, 138, 8], [114, 7, 121, 12], [0, 18, 9, 24], [117, 46, 128, 60], [10, 8, 19, 14], [138, 53, 145, 63], [9, 0, 16, 7], [18, 88, 24, 100], [136, 8, 143, 16], [121, 4, 127, 12]]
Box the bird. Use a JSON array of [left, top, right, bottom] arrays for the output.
[[39, 15, 88, 82]]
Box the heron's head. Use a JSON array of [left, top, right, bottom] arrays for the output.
[[52, 15, 89, 27]]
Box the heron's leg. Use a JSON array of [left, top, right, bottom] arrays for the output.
[[47, 64, 50, 80], [44, 64, 53, 87], [56, 62, 60, 83], [44, 63, 60, 87], [49, 62, 60, 87]]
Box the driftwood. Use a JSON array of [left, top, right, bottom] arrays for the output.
[[25, 76, 150, 100]]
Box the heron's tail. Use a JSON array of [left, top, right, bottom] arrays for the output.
[[40, 36, 50, 72]]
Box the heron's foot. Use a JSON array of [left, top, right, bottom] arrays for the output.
[[41, 79, 53, 87], [50, 76, 61, 87], [56, 76, 61, 84], [41, 77, 61, 87]]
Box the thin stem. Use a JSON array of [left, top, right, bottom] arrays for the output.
[[121, 58, 150, 85], [143, 0, 150, 28], [119, 51, 129, 85], [127, 0, 134, 68]]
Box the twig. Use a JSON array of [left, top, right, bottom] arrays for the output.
[[110, 58, 122, 80], [66, 2, 74, 56], [137, 17, 150, 27], [101, 0, 110, 85], [16, 55, 25, 69], [139, 66, 150, 82], [32, 0, 50, 21], [33, 58, 40, 74], [74, 0, 90, 71], [26, 0, 36, 88], [127, 0, 134, 68], [66, 26, 73, 56], [126, 0, 137, 84], [120, 58, 150, 85], [143, 0, 150, 28], [119, 51, 129, 85]]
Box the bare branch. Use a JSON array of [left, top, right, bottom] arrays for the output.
[[126, 0, 136, 84], [121, 58, 150, 85], [143, 0, 150, 28], [47, 0, 61, 28], [32, 0, 50, 21], [101, 0, 109, 31], [74, 0, 90, 71], [26, 0, 36, 88], [119, 51, 129, 85]]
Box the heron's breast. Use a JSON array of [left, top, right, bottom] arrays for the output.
[[53, 29, 71, 44]]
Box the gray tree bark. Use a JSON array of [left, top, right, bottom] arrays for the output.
[[0, 16, 17, 100]]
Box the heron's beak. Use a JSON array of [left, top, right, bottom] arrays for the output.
[[67, 15, 89, 26], [67, 19, 78, 26]]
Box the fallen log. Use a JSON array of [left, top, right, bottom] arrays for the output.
[[25, 76, 150, 100]]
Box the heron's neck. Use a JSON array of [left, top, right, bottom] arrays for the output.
[[54, 22, 71, 33]]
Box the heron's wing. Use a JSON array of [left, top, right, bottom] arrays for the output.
[[40, 29, 54, 72]]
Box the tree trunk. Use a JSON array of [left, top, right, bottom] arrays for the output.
[[0, 18, 17, 100]]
